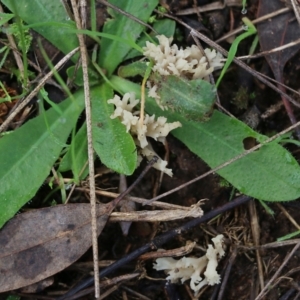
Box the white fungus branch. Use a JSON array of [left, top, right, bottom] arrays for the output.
[[143, 35, 223, 80], [153, 234, 225, 294], [108, 93, 182, 176], [143, 35, 223, 108]]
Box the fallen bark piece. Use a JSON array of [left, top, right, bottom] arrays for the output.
[[110, 206, 203, 222]]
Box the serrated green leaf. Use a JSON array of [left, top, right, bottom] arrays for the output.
[[0, 89, 86, 229], [1, 0, 78, 61], [99, 0, 158, 75], [111, 76, 300, 201], [150, 73, 216, 122], [92, 83, 137, 175]]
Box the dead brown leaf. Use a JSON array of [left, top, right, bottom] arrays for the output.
[[0, 201, 203, 292], [0, 204, 110, 292]]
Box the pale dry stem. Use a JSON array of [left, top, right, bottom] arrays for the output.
[[215, 7, 291, 43], [276, 203, 300, 231], [70, 0, 100, 297]]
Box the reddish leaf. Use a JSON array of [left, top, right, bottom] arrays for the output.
[[257, 0, 300, 133], [0, 204, 110, 292]]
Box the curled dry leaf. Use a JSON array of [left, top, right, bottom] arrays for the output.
[[0, 203, 202, 292]]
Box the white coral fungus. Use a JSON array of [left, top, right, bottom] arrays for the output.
[[143, 35, 223, 109], [153, 234, 225, 294], [108, 93, 181, 176], [143, 35, 224, 80]]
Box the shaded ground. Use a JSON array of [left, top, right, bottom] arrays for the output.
[[2, 0, 300, 299]]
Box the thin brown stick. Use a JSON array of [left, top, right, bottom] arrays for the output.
[[97, 0, 158, 34], [237, 38, 300, 61], [261, 101, 284, 119], [75, 187, 196, 211], [216, 7, 291, 43], [253, 73, 300, 98], [255, 241, 300, 300], [70, 0, 100, 297], [290, 0, 300, 26], [240, 239, 300, 250], [176, 0, 241, 16], [276, 203, 300, 230], [99, 285, 118, 300], [248, 200, 264, 291], [138, 241, 195, 260], [215, 247, 237, 300], [122, 286, 152, 300]]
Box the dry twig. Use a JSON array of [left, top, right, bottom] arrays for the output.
[[248, 200, 264, 291], [216, 7, 291, 43], [70, 0, 100, 297]]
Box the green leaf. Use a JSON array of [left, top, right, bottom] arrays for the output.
[[111, 76, 300, 201], [60, 84, 137, 177], [1, 0, 79, 61], [216, 17, 257, 87], [150, 73, 216, 122], [92, 83, 137, 175], [118, 61, 148, 78], [152, 18, 176, 38], [66, 64, 101, 87], [0, 89, 86, 229], [59, 123, 89, 183], [99, 0, 158, 76]]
